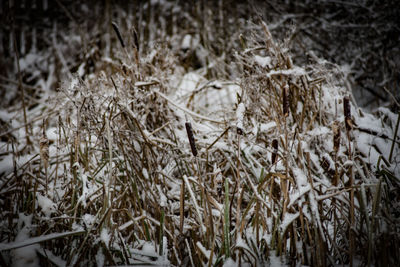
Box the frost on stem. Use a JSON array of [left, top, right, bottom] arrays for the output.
[[185, 122, 197, 156]]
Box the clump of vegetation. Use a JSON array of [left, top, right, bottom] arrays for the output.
[[1, 3, 399, 266]]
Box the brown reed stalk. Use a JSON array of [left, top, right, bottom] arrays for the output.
[[332, 120, 341, 186], [343, 96, 355, 266], [282, 84, 290, 220], [180, 181, 185, 234], [39, 121, 49, 194], [12, 27, 31, 147]]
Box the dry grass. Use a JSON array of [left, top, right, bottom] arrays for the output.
[[1, 11, 399, 267]]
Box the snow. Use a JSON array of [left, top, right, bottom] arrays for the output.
[[196, 241, 211, 260], [236, 103, 245, 131], [235, 237, 251, 252], [45, 127, 58, 141], [254, 55, 272, 68], [223, 257, 237, 267], [36, 193, 57, 217], [259, 121, 276, 132], [10, 228, 40, 267], [181, 34, 198, 50], [82, 214, 96, 228], [175, 72, 202, 101], [0, 154, 33, 178], [133, 140, 141, 152], [139, 241, 158, 257], [269, 253, 286, 267], [100, 228, 111, 248], [96, 249, 105, 267], [77, 171, 90, 208], [142, 168, 149, 179], [1, 229, 85, 251], [266, 66, 307, 77], [280, 212, 300, 233]]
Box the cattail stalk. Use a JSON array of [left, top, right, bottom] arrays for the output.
[[343, 96, 355, 266]]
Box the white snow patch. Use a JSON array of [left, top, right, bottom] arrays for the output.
[[259, 121, 276, 132], [10, 214, 39, 267], [36, 193, 57, 217], [82, 214, 96, 228], [236, 103, 245, 130], [100, 228, 110, 248], [223, 257, 237, 267], [142, 168, 149, 179], [96, 249, 105, 267], [267, 66, 307, 77], [280, 212, 300, 233], [254, 55, 272, 68]]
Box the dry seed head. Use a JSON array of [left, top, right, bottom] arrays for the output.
[[239, 33, 247, 49], [332, 120, 341, 153], [112, 22, 125, 48], [131, 26, 139, 52], [282, 85, 290, 117], [40, 133, 49, 169], [286, 56, 293, 69], [271, 139, 278, 164], [185, 122, 197, 157], [343, 96, 352, 131]]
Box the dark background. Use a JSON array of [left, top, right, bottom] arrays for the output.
[[1, 0, 399, 110]]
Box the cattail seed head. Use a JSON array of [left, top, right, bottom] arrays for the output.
[[271, 139, 278, 164], [343, 96, 352, 131], [185, 122, 197, 157], [282, 85, 289, 117], [40, 132, 49, 169], [131, 27, 139, 52], [332, 120, 341, 153], [112, 22, 125, 48]]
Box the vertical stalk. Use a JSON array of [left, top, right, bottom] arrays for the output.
[[224, 178, 230, 259], [389, 112, 400, 163], [12, 26, 31, 146], [344, 96, 354, 266]]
